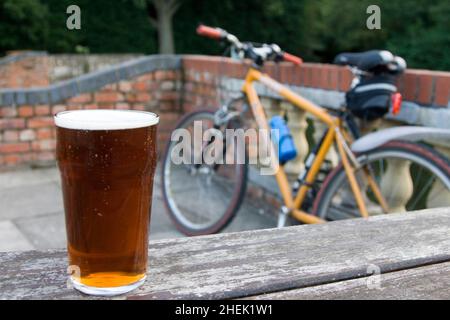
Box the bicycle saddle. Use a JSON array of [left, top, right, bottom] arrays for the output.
[[334, 50, 406, 73]]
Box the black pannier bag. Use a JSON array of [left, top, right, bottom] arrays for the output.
[[346, 74, 397, 121]]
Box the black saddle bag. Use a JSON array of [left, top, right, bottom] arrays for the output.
[[346, 74, 397, 121]]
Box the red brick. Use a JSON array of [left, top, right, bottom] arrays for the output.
[[97, 104, 115, 110], [279, 63, 292, 84], [28, 117, 54, 128], [301, 65, 313, 87], [21, 152, 33, 162], [160, 81, 175, 91], [31, 139, 56, 151], [148, 81, 160, 91], [4, 154, 22, 166], [84, 104, 99, 110], [416, 73, 434, 104], [0, 107, 17, 117], [115, 103, 131, 110], [126, 92, 152, 103], [160, 102, 176, 112], [328, 66, 340, 90], [3, 130, 19, 142], [300, 64, 311, 87], [52, 105, 67, 114], [402, 72, 418, 101], [67, 93, 92, 104], [35, 105, 50, 116], [320, 65, 331, 89], [20, 129, 36, 141], [118, 81, 132, 92], [0, 142, 29, 153], [434, 73, 450, 106], [163, 70, 177, 80], [310, 65, 322, 87], [102, 83, 117, 91], [0, 118, 25, 129], [185, 70, 199, 83], [132, 81, 149, 91], [132, 104, 146, 111], [18, 105, 34, 117], [263, 62, 277, 79], [95, 92, 124, 103], [183, 82, 195, 93], [290, 64, 303, 86], [34, 151, 55, 162], [158, 91, 179, 101], [159, 112, 181, 124], [67, 105, 84, 111], [339, 68, 353, 91], [136, 74, 153, 82], [36, 128, 52, 139], [154, 70, 168, 81]]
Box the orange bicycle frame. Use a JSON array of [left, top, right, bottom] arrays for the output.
[[242, 68, 371, 223]]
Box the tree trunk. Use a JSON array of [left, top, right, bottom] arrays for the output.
[[157, 7, 175, 54], [151, 0, 180, 54]]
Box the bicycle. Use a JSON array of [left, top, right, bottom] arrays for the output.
[[161, 25, 450, 236]]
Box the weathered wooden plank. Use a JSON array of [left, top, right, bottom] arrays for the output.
[[246, 261, 450, 300], [0, 208, 449, 300]]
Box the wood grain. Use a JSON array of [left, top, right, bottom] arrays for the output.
[[246, 261, 450, 300], [0, 208, 449, 300]]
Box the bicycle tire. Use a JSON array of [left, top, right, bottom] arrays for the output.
[[313, 140, 450, 219], [161, 110, 248, 236]]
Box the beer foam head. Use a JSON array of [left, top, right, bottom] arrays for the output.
[[54, 110, 159, 130]]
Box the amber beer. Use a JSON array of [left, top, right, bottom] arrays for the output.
[[55, 110, 158, 296]]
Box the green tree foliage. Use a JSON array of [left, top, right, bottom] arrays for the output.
[[384, 0, 450, 70], [0, 0, 48, 51], [173, 0, 310, 58], [0, 0, 448, 70], [42, 0, 158, 53]]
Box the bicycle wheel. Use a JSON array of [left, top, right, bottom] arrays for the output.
[[161, 110, 248, 236], [313, 141, 450, 220]]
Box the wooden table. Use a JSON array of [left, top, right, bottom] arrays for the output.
[[1, 208, 449, 300]]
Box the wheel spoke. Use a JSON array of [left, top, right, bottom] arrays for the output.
[[316, 145, 450, 220], [408, 175, 436, 210], [162, 111, 246, 234]]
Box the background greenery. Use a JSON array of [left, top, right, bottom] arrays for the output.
[[0, 0, 448, 70]]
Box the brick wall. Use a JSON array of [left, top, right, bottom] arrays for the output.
[[0, 54, 449, 170], [0, 52, 50, 89], [182, 55, 450, 109], [0, 69, 182, 169]]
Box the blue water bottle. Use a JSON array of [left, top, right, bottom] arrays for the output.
[[269, 115, 297, 164]]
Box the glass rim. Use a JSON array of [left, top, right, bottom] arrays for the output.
[[54, 109, 159, 130]]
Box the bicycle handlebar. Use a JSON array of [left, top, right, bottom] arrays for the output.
[[282, 52, 303, 65], [196, 24, 303, 66], [196, 25, 226, 40]]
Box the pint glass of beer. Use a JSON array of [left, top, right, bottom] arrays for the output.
[[55, 109, 159, 296]]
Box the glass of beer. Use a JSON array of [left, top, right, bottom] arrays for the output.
[[54, 109, 159, 296]]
